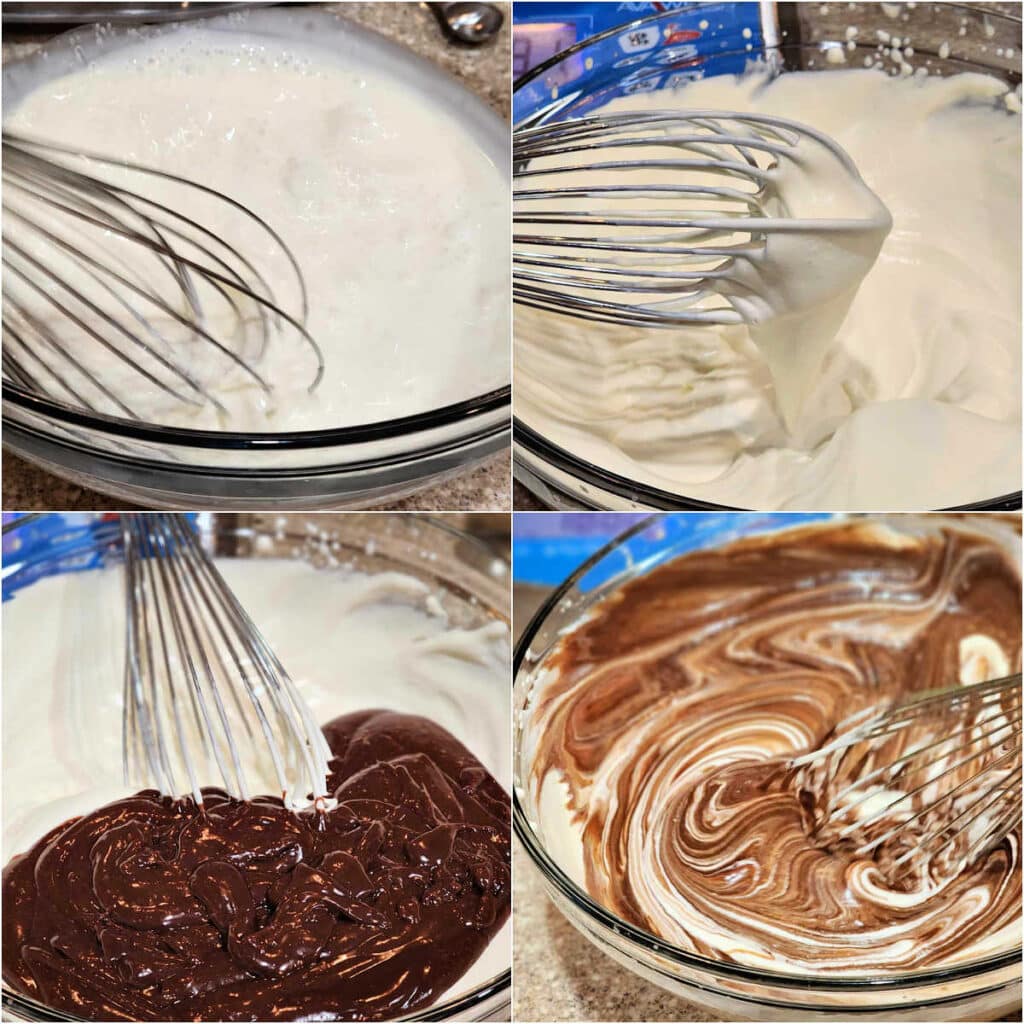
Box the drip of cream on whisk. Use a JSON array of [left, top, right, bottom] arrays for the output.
[[721, 128, 892, 431]]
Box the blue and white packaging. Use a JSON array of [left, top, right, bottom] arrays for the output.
[[513, 2, 766, 124], [2, 513, 198, 600]]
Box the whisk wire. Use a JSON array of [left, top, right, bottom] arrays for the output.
[[122, 514, 330, 806], [4, 135, 312, 323], [793, 673, 1022, 880], [124, 526, 177, 794], [6, 141, 286, 345], [5, 203, 273, 396], [175, 513, 332, 799], [142, 520, 247, 798], [889, 761, 1021, 870], [826, 708, 1023, 823], [513, 108, 881, 327], [3, 133, 325, 422]]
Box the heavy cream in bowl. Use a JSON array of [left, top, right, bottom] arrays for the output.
[[3, 6, 509, 432]]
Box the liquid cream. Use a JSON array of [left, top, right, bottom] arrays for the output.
[[515, 70, 1021, 509], [4, 10, 509, 430]]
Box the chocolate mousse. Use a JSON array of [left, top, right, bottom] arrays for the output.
[[527, 518, 1021, 973]]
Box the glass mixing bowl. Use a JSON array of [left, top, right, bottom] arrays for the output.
[[513, 1, 1022, 512], [1, 512, 511, 1022], [1, 6, 510, 510], [513, 512, 1023, 1021]]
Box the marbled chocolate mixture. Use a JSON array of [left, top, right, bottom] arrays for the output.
[[3, 711, 510, 1020], [528, 519, 1021, 973]]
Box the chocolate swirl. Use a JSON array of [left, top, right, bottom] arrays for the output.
[[3, 711, 510, 1020], [528, 518, 1021, 973]]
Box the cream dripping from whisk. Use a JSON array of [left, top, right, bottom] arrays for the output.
[[721, 128, 892, 432], [515, 107, 892, 430]]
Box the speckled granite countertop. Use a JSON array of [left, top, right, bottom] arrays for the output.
[[1, 1, 510, 512], [2, 448, 510, 512], [514, 848, 717, 1024]]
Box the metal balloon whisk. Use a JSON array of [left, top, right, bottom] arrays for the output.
[[513, 109, 888, 328], [2, 133, 323, 421], [793, 674, 1022, 880], [121, 514, 331, 806]]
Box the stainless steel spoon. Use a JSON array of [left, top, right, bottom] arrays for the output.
[[427, 2, 503, 45]]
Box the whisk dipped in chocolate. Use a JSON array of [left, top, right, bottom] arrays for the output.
[[2, 133, 324, 423], [793, 673, 1022, 885]]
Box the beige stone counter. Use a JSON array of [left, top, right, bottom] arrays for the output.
[[513, 845, 717, 1024]]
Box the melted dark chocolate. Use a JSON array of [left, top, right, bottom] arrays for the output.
[[3, 711, 510, 1021]]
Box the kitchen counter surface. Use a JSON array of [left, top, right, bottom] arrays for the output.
[[513, 848, 717, 1024], [1, 1, 511, 512], [2, 449, 510, 512]]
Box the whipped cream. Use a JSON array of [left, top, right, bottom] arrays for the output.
[[4, 10, 509, 430], [516, 69, 1021, 509]]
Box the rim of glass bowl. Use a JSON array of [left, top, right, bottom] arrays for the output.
[[3, 377, 511, 455], [1, 4, 511, 458], [0, 512, 511, 1024], [515, 421, 1023, 512], [512, 5, 1023, 513], [512, 512, 1023, 994]]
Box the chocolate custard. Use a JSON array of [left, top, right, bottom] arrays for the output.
[[527, 518, 1021, 973], [3, 711, 510, 1020]]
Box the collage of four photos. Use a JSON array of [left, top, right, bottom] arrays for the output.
[[0, 1, 1022, 1023]]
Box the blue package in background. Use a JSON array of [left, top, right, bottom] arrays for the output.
[[513, 1, 765, 124], [2, 512, 197, 601], [513, 512, 831, 587], [2, 513, 114, 601]]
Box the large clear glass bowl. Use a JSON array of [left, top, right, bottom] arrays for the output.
[[1, 6, 510, 510], [1, 512, 511, 1022], [513, 512, 1022, 1021], [513, 1, 1022, 512]]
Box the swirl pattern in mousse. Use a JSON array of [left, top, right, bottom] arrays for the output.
[[2, 711, 510, 1021], [525, 518, 1022, 974]]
